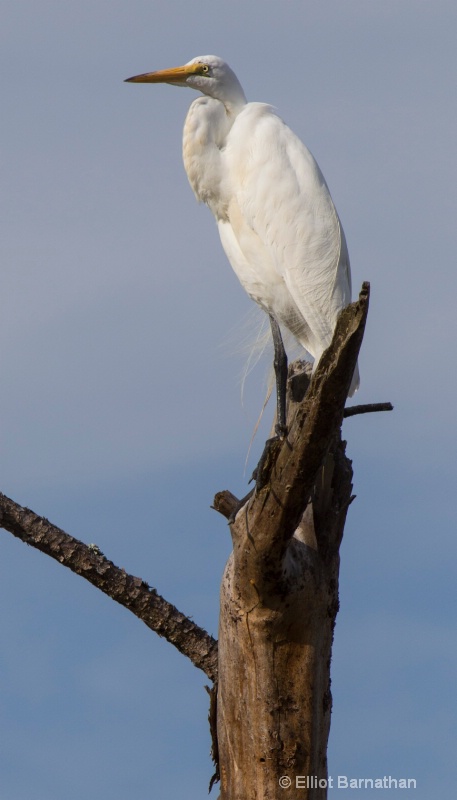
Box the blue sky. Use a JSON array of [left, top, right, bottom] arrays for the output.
[[1, 1, 456, 798]]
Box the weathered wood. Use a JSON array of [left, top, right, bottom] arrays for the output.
[[0, 493, 218, 682], [215, 284, 369, 800]]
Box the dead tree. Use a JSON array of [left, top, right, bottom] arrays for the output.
[[0, 283, 391, 799]]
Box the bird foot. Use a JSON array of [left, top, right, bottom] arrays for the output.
[[274, 422, 288, 439]]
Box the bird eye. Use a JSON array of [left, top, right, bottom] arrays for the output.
[[201, 64, 210, 75]]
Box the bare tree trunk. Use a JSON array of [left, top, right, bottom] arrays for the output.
[[213, 284, 370, 799]]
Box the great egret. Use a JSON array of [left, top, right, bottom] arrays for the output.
[[126, 55, 359, 432]]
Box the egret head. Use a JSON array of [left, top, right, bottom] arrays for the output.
[[125, 55, 247, 108]]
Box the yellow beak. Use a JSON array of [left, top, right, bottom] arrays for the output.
[[125, 63, 202, 84]]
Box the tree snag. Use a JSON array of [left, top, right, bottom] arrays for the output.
[[213, 283, 372, 800], [0, 282, 392, 800]]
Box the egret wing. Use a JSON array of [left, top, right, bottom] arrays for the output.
[[223, 103, 352, 357]]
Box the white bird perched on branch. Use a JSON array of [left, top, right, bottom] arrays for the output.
[[126, 55, 359, 433]]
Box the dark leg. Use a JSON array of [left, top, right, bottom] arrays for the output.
[[269, 313, 288, 437], [250, 315, 289, 493]]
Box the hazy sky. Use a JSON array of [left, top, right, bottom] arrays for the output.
[[1, 2, 456, 798]]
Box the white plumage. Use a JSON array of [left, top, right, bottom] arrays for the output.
[[126, 55, 359, 405]]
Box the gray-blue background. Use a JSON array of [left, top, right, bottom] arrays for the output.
[[1, 2, 455, 797]]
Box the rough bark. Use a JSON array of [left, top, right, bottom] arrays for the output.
[[0, 495, 218, 681], [214, 283, 370, 800]]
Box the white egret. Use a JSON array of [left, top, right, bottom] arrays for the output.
[[126, 56, 359, 432]]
